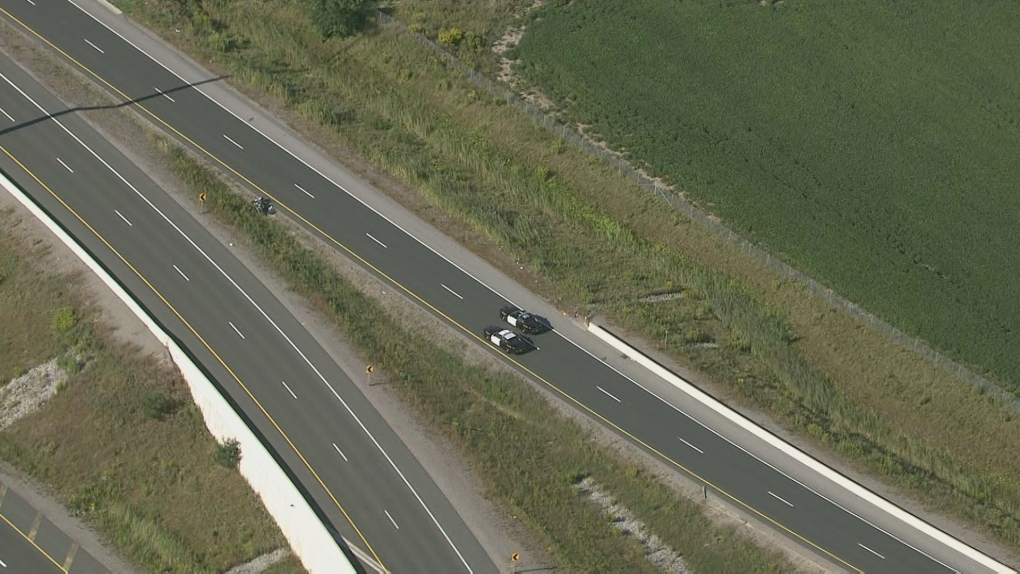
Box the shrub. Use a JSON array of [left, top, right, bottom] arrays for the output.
[[310, 0, 368, 40], [53, 307, 78, 334], [215, 439, 241, 469], [143, 391, 176, 421], [438, 27, 464, 47]]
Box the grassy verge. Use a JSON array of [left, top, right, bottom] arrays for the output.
[[149, 131, 793, 573], [111, 0, 1020, 556], [0, 207, 299, 573]]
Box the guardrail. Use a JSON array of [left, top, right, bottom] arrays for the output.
[[1, 171, 356, 574], [586, 320, 1015, 574]]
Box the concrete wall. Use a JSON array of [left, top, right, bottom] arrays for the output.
[[1, 173, 355, 574]]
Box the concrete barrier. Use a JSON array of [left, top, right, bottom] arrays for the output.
[[1, 172, 355, 574], [586, 321, 1015, 574]]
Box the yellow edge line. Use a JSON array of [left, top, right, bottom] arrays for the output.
[[0, 510, 67, 573], [0, 144, 387, 571], [0, 8, 861, 572]]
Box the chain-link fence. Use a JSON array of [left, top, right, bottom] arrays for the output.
[[375, 11, 1019, 411]]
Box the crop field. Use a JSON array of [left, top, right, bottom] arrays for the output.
[[95, 0, 1020, 556], [513, 0, 1020, 390]]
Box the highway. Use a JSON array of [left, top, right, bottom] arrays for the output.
[[0, 478, 110, 574], [0, 1, 1011, 572], [0, 519, 63, 574], [0, 50, 495, 574]]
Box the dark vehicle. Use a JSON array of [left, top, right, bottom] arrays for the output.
[[483, 325, 532, 355], [252, 196, 277, 215], [499, 305, 546, 335]]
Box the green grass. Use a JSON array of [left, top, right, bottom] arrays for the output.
[[149, 130, 793, 573], [512, 0, 1020, 390], [107, 0, 1020, 557], [0, 207, 295, 572]]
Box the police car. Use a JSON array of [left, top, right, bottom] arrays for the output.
[[499, 305, 545, 335], [483, 325, 532, 355]]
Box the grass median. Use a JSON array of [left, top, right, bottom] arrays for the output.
[[107, 0, 1020, 556], [0, 206, 298, 573], [149, 130, 793, 572]]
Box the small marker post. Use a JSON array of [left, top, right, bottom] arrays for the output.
[[366, 364, 374, 386], [510, 552, 520, 573], [199, 191, 207, 213]]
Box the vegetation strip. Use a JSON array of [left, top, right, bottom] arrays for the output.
[[0, 206, 301, 573], [149, 131, 792, 572], [108, 0, 1020, 558]]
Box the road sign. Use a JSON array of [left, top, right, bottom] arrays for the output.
[[199, 192, 207, 202], [511, 553, 519, 562], [366, 365, 374, 374]]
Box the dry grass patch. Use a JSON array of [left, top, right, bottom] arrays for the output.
[[0, 206, 299, 573]]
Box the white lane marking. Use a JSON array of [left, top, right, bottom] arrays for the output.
[[596, 386, 621, 403], [859, 543, 886, 560], [0, 107, 12, 122], [677, 436, 703, 454], [56, 157, 73, 173], [83, 38, 104, 54], [155, 87, 175, 103], [12, 11, 961, 567], [441, 283, 463, 300], [281, 381, 297, 399], [769, 491, 794, 508], [0, 65, 477, 574], [45, 10, 973, 574], [332, 442, 348, 462], [294, 183, 314, 198], [0, 555, 6, 567], [24, 0, 35, 7], [223, 134, 244, 149], [229, 321, 245, 340], [172, 264, 189, 282], [114, 209, 132, 226], [384, 510, 399, 530], [366, 233, 387, 249]]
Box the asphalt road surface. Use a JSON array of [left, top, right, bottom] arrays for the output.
[[0, 1, 1011, 572], [0, 51, 495, 574], [0, 481, 109, 574]]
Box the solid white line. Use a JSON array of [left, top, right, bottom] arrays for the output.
[[0, 555, 6, 567], [114, 209, 132, 226], [859, 543, 886, 560], [23, 7, 990, 572], [294, 183, 314, 198], [229, 321, 245, 340], [366, 233, 387, 249], [441, 283, 463, 300], [56, 157, 73, 173], [172, 264, 189, 282], [24, 0, 34, 7], [83, 38, 104, 54], [281, 381, 297, 399], [155, 87, 175, 103], [596, 386, 621, 403], [0, 107, 12, 122], [223, 134, 244, 149], [677, 436, 703, 454], [769, 491, 794, 508], [0, 67, 477, 574], [332, 443, 348, 462], [384, 510, 399, 530]]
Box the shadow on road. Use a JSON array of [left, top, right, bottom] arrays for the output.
[[0, 75, 228, 137]]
